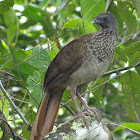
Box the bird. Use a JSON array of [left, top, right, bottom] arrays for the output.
[[30, 12, 117, 140]]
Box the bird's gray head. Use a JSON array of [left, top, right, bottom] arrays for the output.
[[92, 13, 117, 30]]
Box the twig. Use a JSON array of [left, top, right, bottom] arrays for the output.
[[0, 116, 15, 139], [0, 33, 39, 106], [61, 103, 76, 116], [0, 81, 31, 129], [11, 96, 30, 104], [103, 62, 140, 77], [116, 30, 140, 48]]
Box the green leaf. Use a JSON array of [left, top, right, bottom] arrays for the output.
[[38, 0, 51, 9], [23, 130, 31, 140], [0, 40, 8, 64], [136, 66, 140, 76], [80, 0, 106, 22], [23, 4, 53, 37], [54, 0, 69, 15], [2, 62, 36, 86], [64, 19, 96, 34], [118, 1, 137, 34], [93, 86, 104, 107], [2, 49, 37, 83], [122, 71, 140, 121], [64, 19, 81, 28], [0, 129, 3, 139], [12, 62, 37, 82], [0, 0, 14, 13], [79, 20, 96, 34], [109, 4, 123, 33], [0, 91, 9, 119], [122, 42, 140, 56], [47, 45, 60, 61], [3, 49, 27, 68], [132, 0, 140, 18], [90, 77, 109, 107], [29, 46, 51, 71], [27, 70, 44, 107], [3, 8, 16, 27], [115, 47, 128, 62], [130, 51, 140, 65], [23, 5, 49, 22], [114, 123, 140, 132], [68, 3, 76, 14], [3, 8, 19, 44]]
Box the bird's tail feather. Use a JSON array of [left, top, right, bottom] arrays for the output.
[[30, 89, 64, 140]]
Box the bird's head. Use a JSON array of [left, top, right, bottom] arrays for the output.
[[91, 13, 117, 29]]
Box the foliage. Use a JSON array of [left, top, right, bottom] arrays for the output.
[[114, 123, 140, 132], [0, 0, 140, 139]]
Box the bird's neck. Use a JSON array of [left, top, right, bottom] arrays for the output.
[[101, 27, 117, 37]]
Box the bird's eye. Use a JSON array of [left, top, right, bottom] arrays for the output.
[[104, 17, 107, 21]]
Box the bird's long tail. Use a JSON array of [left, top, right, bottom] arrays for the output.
[[30, 89, 64, 140]]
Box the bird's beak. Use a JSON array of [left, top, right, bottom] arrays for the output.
[[91, 19, 97, 24], [91, 18, 102, 25]]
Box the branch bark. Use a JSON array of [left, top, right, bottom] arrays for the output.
[[43, 115, 116, 140]]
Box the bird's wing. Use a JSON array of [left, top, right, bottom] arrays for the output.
[[44, 34, 91, 88]]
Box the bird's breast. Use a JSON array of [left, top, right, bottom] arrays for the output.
[[67, 58, 110, 87]]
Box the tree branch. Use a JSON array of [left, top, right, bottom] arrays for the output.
[[0, 109, 15, 139], [0, 80, 31, 129], [103, 62, 140, 77], [0, 113, 26, 140], [44, 115, 116, 140]]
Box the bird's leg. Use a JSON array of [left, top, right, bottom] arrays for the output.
[[76, 92, 102, 121], [70, 88, 89, 129]]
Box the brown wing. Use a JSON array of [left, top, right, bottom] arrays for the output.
[[44, 34, 90, 88]]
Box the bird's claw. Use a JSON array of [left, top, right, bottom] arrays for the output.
[[75, 111, 90, 129], [83, 107, 102, 121], [74, 107, 102, 130]]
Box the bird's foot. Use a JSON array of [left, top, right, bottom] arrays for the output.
[[76, 93, 102, 121], [83, 106, 102, 121], [75, 111, 90, 129]]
